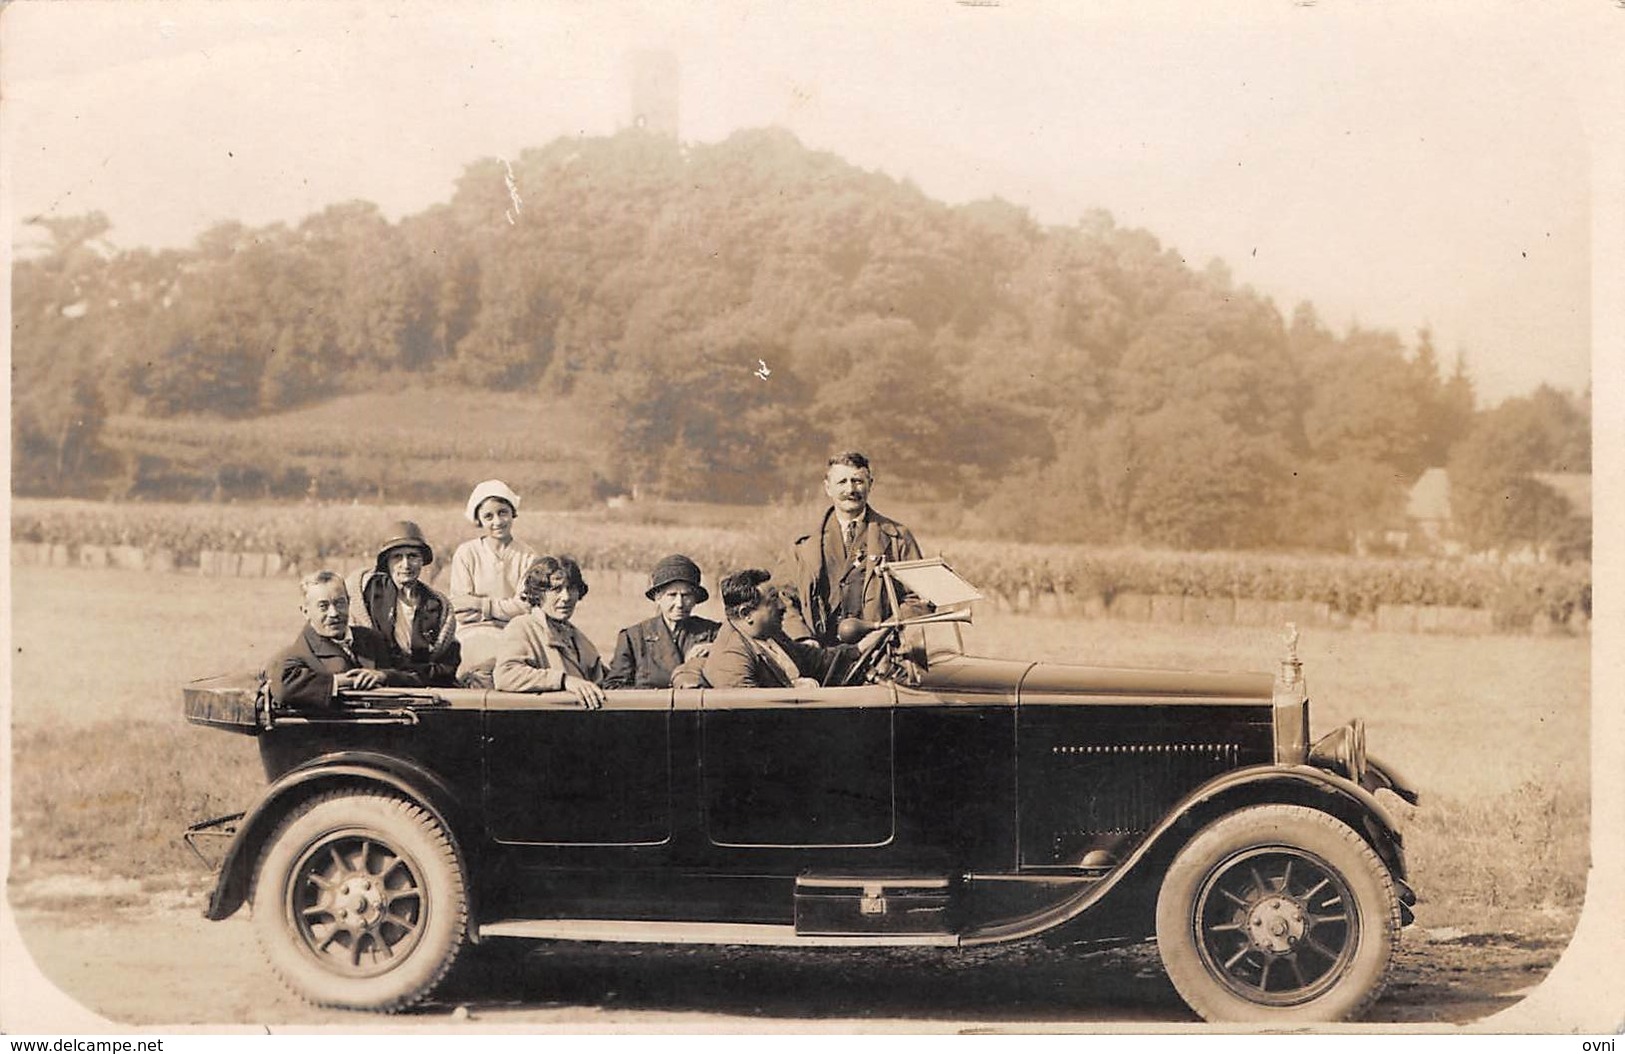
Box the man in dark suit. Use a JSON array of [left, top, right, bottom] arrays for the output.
[[268, 571, 425, 709], [603, 554, 721, 689], [781, 451, 925, 644], [702, 569, 845, 689]]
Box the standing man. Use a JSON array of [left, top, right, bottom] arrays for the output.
[[781, 451, 923, 645], [268, 571, 425, 709]]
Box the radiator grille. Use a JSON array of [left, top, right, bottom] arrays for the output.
[[1039, 742, 1242, 858]]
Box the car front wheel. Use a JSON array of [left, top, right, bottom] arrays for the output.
[[1155, 804, 1400, 1023], [251, 790, 467, 1011]]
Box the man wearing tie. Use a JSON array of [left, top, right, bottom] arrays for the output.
[[267, 571, 425, 709], [781, 451, 923, 646]]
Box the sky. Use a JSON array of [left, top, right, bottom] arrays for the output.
[[2, 0, 1615, 405]]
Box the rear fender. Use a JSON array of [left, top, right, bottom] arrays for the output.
[[966, 764, 1414, 945], [201, 751, 475, 931]]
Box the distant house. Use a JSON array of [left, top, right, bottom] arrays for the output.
[[1531, 471, 1591, 520], [1403, 468, 1590, 561], [1406, 467, 1452, 545]]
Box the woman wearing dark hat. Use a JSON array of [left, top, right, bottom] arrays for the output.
[[602, 554, 721, 690], [349, 521, 461, 686]]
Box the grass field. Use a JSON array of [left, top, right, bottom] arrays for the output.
[[7, 564, 1591, 923], [102, 388, 617, 504], [12, 496, 1593, 626]]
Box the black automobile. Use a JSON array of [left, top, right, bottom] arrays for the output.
[[183, 559, 1418, 1023]]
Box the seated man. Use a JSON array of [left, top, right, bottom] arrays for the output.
[[603, 554, 721, 690], [493, 556, 608, 708], [268, 571, 425, 709], [702, 568, 845, 689], [349, 521, 461, 687]]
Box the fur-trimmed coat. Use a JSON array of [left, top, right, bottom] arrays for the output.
[[349, 569, 461, 686]]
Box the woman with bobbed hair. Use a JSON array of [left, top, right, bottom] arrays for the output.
[[449, 479, 538, 678], [492, 555, 607, 708]]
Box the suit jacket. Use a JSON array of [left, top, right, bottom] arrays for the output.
[[781, 506, 923, 643], [267, 624, 424, 709], [349, 569, 461, 686], [701, 619, 842, 689], [602, 615, 721, 689], [493, 611, 606, 693]]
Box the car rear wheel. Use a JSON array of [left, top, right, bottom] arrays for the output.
[[1155, 804, 1399, 1023], [251, 790, 467, 1011]]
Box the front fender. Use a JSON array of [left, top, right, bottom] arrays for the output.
[[201, 751, 472, 924], [964, 763, 1415, 946]]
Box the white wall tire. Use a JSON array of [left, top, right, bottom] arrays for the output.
[[251, 790, 467, 1011], [1155, 804, 1400, 1023]]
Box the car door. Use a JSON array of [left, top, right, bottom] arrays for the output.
[[698, 683, 895, 849], [482, 688, 672, 846]]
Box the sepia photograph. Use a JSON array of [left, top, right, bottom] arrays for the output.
[[3, 0, 1619, 1038]]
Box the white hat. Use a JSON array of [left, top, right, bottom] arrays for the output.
[[465, 479, 522, 524]]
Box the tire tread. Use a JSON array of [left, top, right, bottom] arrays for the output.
[[1156, 803, 1401, 1023], [251, 789, 467, 1013]]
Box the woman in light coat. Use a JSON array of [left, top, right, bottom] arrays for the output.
[[449, 479, 537, 680], [493, 555, 607, 708]]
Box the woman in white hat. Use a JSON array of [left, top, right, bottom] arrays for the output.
[[448, 479, 538, 679]]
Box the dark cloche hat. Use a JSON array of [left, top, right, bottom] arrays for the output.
[[646, 553, 708, 603], [374, 521, 435, 571]]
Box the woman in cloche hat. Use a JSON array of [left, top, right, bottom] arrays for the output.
[[448, 479, 538, 680], [601, 554, 721, 690], [349, 521, 460, 686]]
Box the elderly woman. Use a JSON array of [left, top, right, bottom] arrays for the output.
[[602, 554, 720, 689], [493, 555, 607, 708], [449, 479, 538, 676], [348, 521, 460, 686]]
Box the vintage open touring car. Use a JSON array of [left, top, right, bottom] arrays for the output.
[[182, 559, 1418, 1023]]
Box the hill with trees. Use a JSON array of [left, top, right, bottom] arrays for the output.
[[11, 126, 1588, 555]]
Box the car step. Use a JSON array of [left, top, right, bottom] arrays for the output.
[[478, 919, 959, 947]]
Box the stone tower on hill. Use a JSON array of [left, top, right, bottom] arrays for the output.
[[628, 50, 679, 138]]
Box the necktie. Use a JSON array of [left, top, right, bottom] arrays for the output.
[[843, 519, 858, 554]]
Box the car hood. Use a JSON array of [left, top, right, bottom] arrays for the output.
[[918, 653, 1274, 701]]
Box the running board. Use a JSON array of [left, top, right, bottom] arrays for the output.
[[479, 918, 960, 947]]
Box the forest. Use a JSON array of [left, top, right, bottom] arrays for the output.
[[11, 126, 1591, 557]]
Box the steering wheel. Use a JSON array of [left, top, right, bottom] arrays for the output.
[[823, 625, 898, 687]]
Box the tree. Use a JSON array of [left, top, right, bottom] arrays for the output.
[[1447, 386, 1591, 556], [11, 214, 117, 491], [1300, 327, 1429, 478], [608, 320, 819, 502], [1095, 404, 1288, 549]]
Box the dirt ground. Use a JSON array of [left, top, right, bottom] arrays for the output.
[[3, 874, 1577, 1031]]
